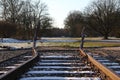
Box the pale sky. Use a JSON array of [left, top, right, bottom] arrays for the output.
[[43, 0, 93, 28]]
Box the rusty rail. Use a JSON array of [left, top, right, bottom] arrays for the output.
[[0, 48, 39, 80], [79, 49, 120, 80]]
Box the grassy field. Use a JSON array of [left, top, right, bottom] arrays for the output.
[[37, 37, 120, 47], [42, 37, 120, 40], [37, 42, 120, 48]]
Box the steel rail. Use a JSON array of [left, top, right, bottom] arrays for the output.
[[0, 48, 39, 80], [79, 49, 120, 80]]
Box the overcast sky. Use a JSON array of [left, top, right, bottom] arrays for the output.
[[43, 0, 93, 28]]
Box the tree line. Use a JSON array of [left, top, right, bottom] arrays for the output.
[[0, 0, 52, 39], [64, 0, 120, 39], [0, 0, 120, 39]]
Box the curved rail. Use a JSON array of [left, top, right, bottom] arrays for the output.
[[79, 49, 120, 80], [0, 48, 39, 80]]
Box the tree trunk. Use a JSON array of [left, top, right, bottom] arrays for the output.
[[103, 34, 108, 39]]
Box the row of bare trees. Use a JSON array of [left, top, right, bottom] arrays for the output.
[[0, 0, 52, 39], [64, 0, 120, 39], [0, 0, 120, 39]]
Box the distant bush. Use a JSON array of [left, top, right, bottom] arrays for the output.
[[0, 21, 17, 38]]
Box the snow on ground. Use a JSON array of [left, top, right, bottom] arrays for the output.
[[0, 38, 79, 43], [0, 38, 79, 50], [39, 39, 78, 42], [0, 43, 32, 49], [0, 38, 32, 49], [0, 38, 31, 43], [94, 40, 120, 43]]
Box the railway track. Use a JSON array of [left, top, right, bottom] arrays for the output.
[[0, 51, 32, 75], [88, 52, 120, 75], [0, 48, 120, 80]]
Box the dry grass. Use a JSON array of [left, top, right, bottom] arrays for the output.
[[37, 42, 120, 48]]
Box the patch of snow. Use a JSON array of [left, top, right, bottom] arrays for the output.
[[20, 77, 101, 80], [0, 38, 32, 50], [28, 71, 94, 74], [38, 39, 79, 42], [0, 38, 31, 43]]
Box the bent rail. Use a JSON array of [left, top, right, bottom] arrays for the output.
[[0, 48, 39, 80], [79, 49, 120, 80]]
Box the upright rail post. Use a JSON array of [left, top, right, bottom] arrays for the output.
[[33, 20, 40, 49], [80, 27, 85, 49]]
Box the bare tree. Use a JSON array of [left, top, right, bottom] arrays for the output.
[[0, 0, 24, 23], [85, 0, 120, 39], [39, 16, 53, 36], [64, 11, 84, 37], [0, 0, 53, 39], [0, 0, 8, 20]]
